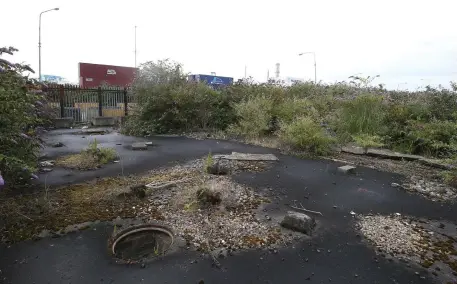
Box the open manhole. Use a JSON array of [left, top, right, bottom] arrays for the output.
[[110, 224, 174, 263]]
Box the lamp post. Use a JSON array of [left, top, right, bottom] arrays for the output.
[[39, 8, 59, 81], [298, 52, 317, 84]]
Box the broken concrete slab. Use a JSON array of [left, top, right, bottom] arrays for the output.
[[280, 211, 315, 235], [341, 146, 366, 155], [82, 128, 108, 135], [418, 159, 454, 170], [53, 117, 74, 128], [366, 148, 422, 161], [131, 142, 148, 150], [213, 152, 278, 161], [338, 165, 356, 174], [91, 116, 116, 127]]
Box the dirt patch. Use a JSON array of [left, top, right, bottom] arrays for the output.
[[0, 157, 278, 245], [0, 177, 161, 243], [356, 214, 457, 283]]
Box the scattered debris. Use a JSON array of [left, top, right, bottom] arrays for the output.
[[289, 201, 323, 216], [39, 160, 54, 167], [338, 165, 356, 174], [51, 142, 64, 148], [213, 152, 278, 161]]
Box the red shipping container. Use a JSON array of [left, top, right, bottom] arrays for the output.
[[79, 62, 137, 88]]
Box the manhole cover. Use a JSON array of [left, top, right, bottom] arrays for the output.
[[110, 224, 174, 262]]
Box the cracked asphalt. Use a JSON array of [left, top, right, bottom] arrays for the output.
[[1, 128, 456, 284]]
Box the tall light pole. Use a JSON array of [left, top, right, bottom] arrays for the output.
[[298, 52, 317, 84], [134, 25, 137, 68], [39, 7, 59, 81]]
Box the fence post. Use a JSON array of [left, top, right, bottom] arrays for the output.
[[123, 87, 128, 116], [98, 87, 103, 117], [59, 85, 65, 118]]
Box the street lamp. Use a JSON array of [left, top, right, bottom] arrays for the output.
[[298, 52, 317, 84], [39, 8, 59, 81]]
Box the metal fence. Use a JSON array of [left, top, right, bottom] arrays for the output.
[[44, 84, 136, 123]]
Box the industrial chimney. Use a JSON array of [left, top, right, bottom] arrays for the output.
[[275, 63, 280, 78]]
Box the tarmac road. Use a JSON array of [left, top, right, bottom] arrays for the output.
[[1, 129, 456, 284]]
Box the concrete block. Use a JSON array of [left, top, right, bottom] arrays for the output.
[[338, 165, 356, 174], [280, 211, 315, 235], [53, 117, 74, 128], [132, 142, 147, 150], [91, 116, 116, 127]]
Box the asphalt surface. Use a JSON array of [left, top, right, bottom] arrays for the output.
[[1, 129, 457, 284]]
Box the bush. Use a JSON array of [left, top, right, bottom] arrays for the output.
[[123, 57, 457, 161], [122, 60, 237, 135], [228, 96, 274, 138], [279, 116, 335, 155], [0, 47, 52, 187]]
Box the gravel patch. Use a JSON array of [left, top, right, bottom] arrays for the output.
[[401, 176, 457, 201], [357, 214, 457, 283], [133, 159, 293, 253], [357, 214, 425, 258]]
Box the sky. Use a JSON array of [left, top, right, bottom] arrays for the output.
[[2, 0, 456, 90]]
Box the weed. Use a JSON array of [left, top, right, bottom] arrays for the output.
[[336, 94, 385, 136], [55, 139, 118, 170], [204, 152, 214, 173], [353, 134, 384, 149]]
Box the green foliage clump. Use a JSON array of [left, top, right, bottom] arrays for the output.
[[228, 96, 274, 138], [56, 139, 117, 170], [279, 116, 335, 155], [122, 60, 237, 136], [204, 152, 214, 173], [352, 134, 384, 149], [0, 47, 54, 187]]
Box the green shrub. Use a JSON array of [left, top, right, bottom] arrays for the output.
[[279, 116, 335, 155], [274, 98, 319, 124], [352, 134, 384, 149], [228, 96, 274, 138], [0, 47, 52, 187], [122, 60, 237, 135]]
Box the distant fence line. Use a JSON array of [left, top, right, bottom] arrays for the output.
[[44, 84, 136, 123]]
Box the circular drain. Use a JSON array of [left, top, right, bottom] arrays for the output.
[[110, 224, 174, 263]]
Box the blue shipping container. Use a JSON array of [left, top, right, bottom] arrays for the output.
[[188, 74, 233, 86]]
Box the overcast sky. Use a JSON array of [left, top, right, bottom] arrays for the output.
[[2, 0, 456, 90]]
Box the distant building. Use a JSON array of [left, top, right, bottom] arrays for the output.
[[41, 75, 69, 84], [268, 76, 305, 86], [188, 74, 234, 88], [78, 63, 137, 88]]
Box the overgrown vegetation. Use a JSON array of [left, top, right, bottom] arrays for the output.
[[0, 47, 55, 187], [55, 139, 117, 170], [123, 59, 457, 161]]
